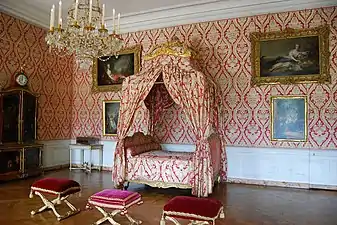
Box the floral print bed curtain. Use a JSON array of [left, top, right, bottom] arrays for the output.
[[112, 52, 226, 197]]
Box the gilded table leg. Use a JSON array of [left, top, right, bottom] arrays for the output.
[[99, 148, 103, 171], [89, 148, 92, 173], [69, 147, 72, 170]]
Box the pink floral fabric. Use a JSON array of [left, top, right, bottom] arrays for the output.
[[112, 44, 226, 197], [127, 150, 193, 185], [112, 66, 162, 186], [144, 83, 175, 135]]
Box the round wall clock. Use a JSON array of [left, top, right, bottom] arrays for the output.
[[15, 72, 28, 86]]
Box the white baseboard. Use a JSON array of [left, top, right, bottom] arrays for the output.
[[309, 184, 337, 191], [227, 177, 310, 189], [43, 164, 69, 171]]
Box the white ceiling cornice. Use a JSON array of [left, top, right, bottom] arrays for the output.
[[0, 0, 336, 34], [0, 0, 49, 29], [113, 0, 337, 33]]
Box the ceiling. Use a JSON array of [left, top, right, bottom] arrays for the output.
[[0, 0, 335, 33]]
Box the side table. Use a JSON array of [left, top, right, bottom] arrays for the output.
[[69, 144, 103, 173]]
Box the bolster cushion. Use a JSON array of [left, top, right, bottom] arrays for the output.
[[126, 142, 161, 156]]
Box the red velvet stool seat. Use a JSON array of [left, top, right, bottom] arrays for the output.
[[86, 189, 143, 225], [161, 196, 225, 225], [29, 177, 81, 221]]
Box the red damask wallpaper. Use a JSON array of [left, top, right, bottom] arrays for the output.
[[1, 7, 337, 149], [0, 12, 74, 140], [72, 7, 337, 149]]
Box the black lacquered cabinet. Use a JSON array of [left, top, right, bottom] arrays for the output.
[[0, 88, 43, 181], [1, 88, 37, 144], [0, 144, 43, 180]]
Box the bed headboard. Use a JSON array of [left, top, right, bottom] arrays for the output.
[[124, 132, 162, 156]]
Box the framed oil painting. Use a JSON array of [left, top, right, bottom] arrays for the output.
[[271, 96, 307, 142], [251, 25, 330, 85], [92, 45, 141, 92], [103, 100, 120, 136]]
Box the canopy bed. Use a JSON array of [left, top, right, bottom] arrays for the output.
[[112, 39, 227, 197]]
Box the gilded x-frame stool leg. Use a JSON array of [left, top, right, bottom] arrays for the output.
[[30, 191, 80, 221], [161, 215, 212, 225], [92, 206, 142, 225]]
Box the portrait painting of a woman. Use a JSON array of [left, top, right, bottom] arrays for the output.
[[103, 100, 120, 136], [260, 37, 319, 77], [92, 45, 141, 92], [98, 54, 134, 86], [250, 25, 329, 86]]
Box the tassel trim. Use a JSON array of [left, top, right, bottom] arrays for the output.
[[85, 203, 93, 210], [220, 210, 225, 219]]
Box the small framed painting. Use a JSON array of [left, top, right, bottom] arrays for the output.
[[102, 100, 120, 136], [92, 45, 141, 92], [251, 25, 330, 85], [271, 96, 307, 142]]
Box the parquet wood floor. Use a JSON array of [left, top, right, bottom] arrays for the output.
[[1, 169, 337, 225]]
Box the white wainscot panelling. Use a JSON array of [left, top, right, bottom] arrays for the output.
[[39, 139, 337, 190], [227, 146, 337, 190], [161, 143, 196, 152], [39, 139, 71, 168], [309, 149, 337, 190], [227, 147, 311, 188], [70, 140, 117, 168]]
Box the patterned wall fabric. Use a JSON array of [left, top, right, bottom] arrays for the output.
[[73, 7, 336, 149], [0, 12, 74, 140], [2, 7, 337, 149]]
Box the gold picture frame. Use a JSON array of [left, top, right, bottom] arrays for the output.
[[251, 25, 330, 86], [92, 45, 141, 92], [270, 96, 307, 142], [102, 100, 120, 136]]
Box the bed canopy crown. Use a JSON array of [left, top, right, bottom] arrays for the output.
[[144, 37, 197, 61]]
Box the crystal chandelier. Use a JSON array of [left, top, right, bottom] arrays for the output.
[[45, 0, 124, 65]]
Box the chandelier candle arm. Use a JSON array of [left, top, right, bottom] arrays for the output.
[[112, 8, 115, 32], [74, 0, 78, 21], [45, 0, 124, 64], [101, 4, 105, 26], [58, 0, 62, 27], [49, 4, 55, 30], [89, 0, 93, 24], [117, 13, 120, 34]]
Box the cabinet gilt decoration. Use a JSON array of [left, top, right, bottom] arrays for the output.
[[0, 87, 43, 181]]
